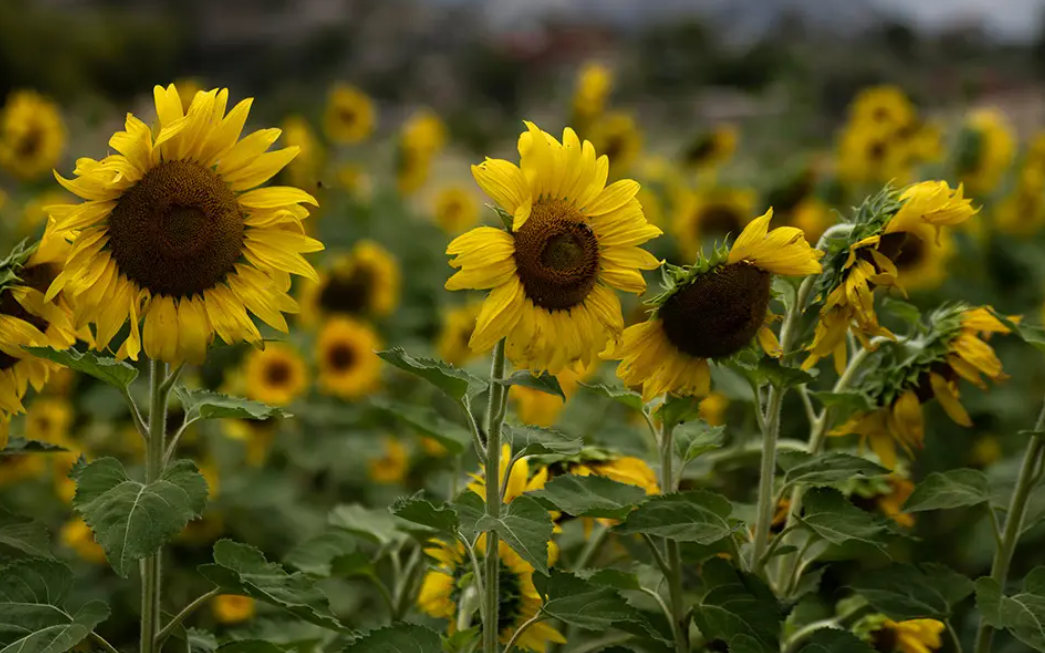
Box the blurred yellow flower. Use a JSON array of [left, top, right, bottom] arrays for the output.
[[572, 61, 613, 125], [511, 362, 596, 427], [281, 115, 325, 191], [698, 392, 729, 426], [324, 84, 375, 144], [212, 594, 255, 624], [60, 518, 106, 565], [680, 125, 738, 171], [872, 618, 944, 653], [437, 302, 482, 366], [25, 397, 73, 443], [369, 437, 409, 484], [673, 187, 757, 259], [958, 109, 1015, 196], [433, 185, 479, 234], [0, 90, 66, 180], [316, 317, 381, 400], [244, 342, 309, 406], [20, 190, 71, 235], [589, 112, 643, 177], [300, 240, 401, 324]]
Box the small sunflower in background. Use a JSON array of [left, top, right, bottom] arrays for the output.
[[679, 125, 738, 172], [848, 473, 916, 528], [837, 122, 911, 187], [323, 83, 375, 145], [636, 187, 664, 228], [437, 302, 482, 366], [805, 181, 976, 373], [571, 61, 613, 128], [992, 165, 1045, 237], [672, 187, 757, 259], [0, 90, 66, 180], [511, 361, 597, 427], [25, 396, 73, 443], [861, 616, 944, 653], [432, 185, 479, 234], [418, 538, 565, 652], [280, 115, 325, 192], [300, 240, 400, 324], [448, 122, 662, 374], [212, 595, 256, 624], [848, 85, 915, 132], [222, 418, 279, 467], [368, 437, 409, 484], [588, 111, 643, 177], [396, 109, 447, 195], [613, 209, 822, 401], [336, 163, 371, 199], [244, 343, 309, 406], [47, 84, 322, 365], [699, 391, 730, 426], [956, 108, 1015, 196], [316, 316, 381, 400], [832, 305, 1013, 468], [60, 518, 107, 565]]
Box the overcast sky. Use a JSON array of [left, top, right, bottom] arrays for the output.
[[877, 0, 1045, 41]]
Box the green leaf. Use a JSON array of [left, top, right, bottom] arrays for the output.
[[71, 458, 208, 576], [216, 642, 286, 653], [991, 311, 1045, 356], [852, 563, 972, 619], [582, 383, 644, 411], [377, 347, 487, 401], [391, 494, 459, 534], [503, 425, 583, 458], [796, 488, 887, 548], [0, 438, 67, 455], [674, 421, 725, 463], [779, 452, 889, 488], [24, 347, 138, 389], [656, 395, 701, 429], [0, 509, 52, 560], [343, 624, 442, 652], [538, 570, 644, 631], [198, 539, 348, 632], [902, 469, 990, 513], [0, 559, 110, 653], [580, 569, 642, 591], [372, 399, 469, 455], [283, 529, 358, 577], [329, 551, 376, 578], [796, 629, 876, 653], [175, 387, 291, 421], [616, 490, 734, 544], [975, 577, 1006, 628], [975, 569, 1045, 651], [529, 475, 646, 521], [476, 496, 553, 575], [453, 492, 485, 542], [329, 504, 405, 546], [727, 355, 818, 391], [496, 371, 565, 401], [692, 557, 781, 653], [808, 390, 875, 422], [881, 297, 922, 325]]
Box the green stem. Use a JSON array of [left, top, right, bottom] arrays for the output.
[[90, 632, 121, 653], [571, 524, 609, 572], [155, 588, 221, 647], [659, 421, 687, 653], [502, 613, 546, 653], [483, 340, 508, 653], [141, 360, 169, 653], [751, 385, 783, 572], [973, 414, 1045, 653]]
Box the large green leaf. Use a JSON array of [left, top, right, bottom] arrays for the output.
[[582, 383, 644, 411], [378, 347, 487, 400], [537, 570, 644, 631], [779, 452, 888, 488], [476, 496, 553, 575], [616, 491, 734, 544], [453, 492, 485, 542], [496, 371, 565, 400], [24, 347, 137, 389], [0, 438, 67, 455], [796, 629, 876, 653], [329, 504, 405, 546], [674, 421, 725, 463], [371, 400, 469, 455], [342, 624, 442, 652], [976, 568, 1045, 651], [503, 425, 583, 458], [0, 509, 51, 560], [72, 458, 208, 576], [391, 494, 460, 534], [175, 387, 291, 420], [198, 540, 348, 632], [902, 469, 990, 513], [283, 529, 358, 577], [0, 559, 110, 653], [692, 557, 781, 653], [796, 488, 888, 548], [852, 563, 973, 619], [529, 475, 646, 521]]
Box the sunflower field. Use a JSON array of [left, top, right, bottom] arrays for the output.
[[3, 6, 1045, 653]]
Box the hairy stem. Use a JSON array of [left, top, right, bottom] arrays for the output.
[[141, 360, 169, 653], [483, 340, 508, 653], [658, 421, 688, 653]]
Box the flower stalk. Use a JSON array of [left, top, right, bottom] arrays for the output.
[[483, 339, 508, 653], [140, 359, 170, 653], [659, 420, 688, 653]]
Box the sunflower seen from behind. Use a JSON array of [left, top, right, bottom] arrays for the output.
[[244, 342, 308, 406], [316, 316, 381, 400], [323, 83, 375, 145], [47, 84, 323, 365], [0, 90, 66, 181], [612, 209, 822, 401], [300, 240, 400, 324], [446, 122, 662, 374]]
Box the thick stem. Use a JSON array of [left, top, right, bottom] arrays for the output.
[[141, 360, 169, 653], [751, 386, 784, 571], [659, 422, 688, 653], [483, 340, 508, 653]]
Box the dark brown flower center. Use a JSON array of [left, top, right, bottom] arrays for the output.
[[698, 205, 744, 241], [659, 262, 771, 359], [0, 263, 60, 371], [683, 135, 716, 166], [868, 140, 888, 163], [16, 128, 42, 158], [319, 265, 375, 315], [264, 359, 293, 387], [513, 199, 599, 311], [338, 106, 358, 126], [871, 626, 898, 652], [875, 231, 924, 271], [107, 160, 243, 298], [327, 341, 357, 372]]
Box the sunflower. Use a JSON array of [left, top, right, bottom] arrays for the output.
[[837, 122, 910, 186], [992, 165, 1045, 236], [60, 518, 107, 564], [433, 185, 479, 234], [869, 618, 944, 653], [244, 342, 309, 406], [212, 595, 255, 624], [848, 86, 915, 132], [566, 453, 659, 495], [673, 187, 757, 259], [788, 198, 834, 246], [874, 476, 915, 528], [679, 125, 738, 171], [47, 84, 322, 366], [323, 83, 375, 145], [446, 122, 662, 374], [336, 163, 371, 199], [280, 115, 324, 191], [511, 361, 596, 427], [699, 391, 730, 426], [588, 112, 643, 177], [25, 396, 73, 443], [368, 436, 409, 484], [956, 109, 1015, 196], [0, 90, 66, 180], [300, 240, 400, 324], [887, 228, 953, 293], [572, 61, 613, 126], [396, 110, 446, 194], [469, 443, 549, 503], [316, 316, 381, 399], [804, 181, 976, 373], [613, 209, 822, 401], [221, 418, 279, 467], [437, 302, 483, 366], [418, 537, 565, 652]]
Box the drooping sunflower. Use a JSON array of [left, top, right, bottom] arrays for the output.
[[446, 122, 662, 374], [804, 181, 977, 373], [47, 84, 323, 365], [212, 595, 256, 624], [300, 240, 400, 324], [832, 305, 1012, 468], [571, 61, 613, 126], [418, 537, 565, 652], [613, 209, 822, 401], [672, 187, 757, 259], [588, 112, 643, 177], [679, 125, 738, 171], [243, 342, 309, 406], [368, 436, 409, 484], [280, 115, 325, 191], [0, 90, 66, 180], [437, 302, 483, 366], [316, 316, 381, 399], [956, 109, 1015, 196], [433, 185, 480, 234], [887, 227, 953, 293], [323, 83, 375, 145]]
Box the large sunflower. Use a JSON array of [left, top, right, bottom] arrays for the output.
[[672, 187, 756, 259], [244, 342, 309, 406], [446, 122, 662, 374], [316, 316, 381, 399], [613, 209, 822, 401], [299, 240, 400, 324], [0, 90, 66, 181], [47, 84, 322, 365], [323, 83, 375, 145]]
